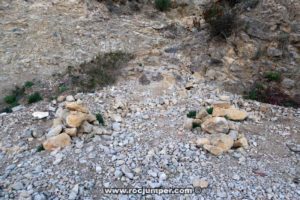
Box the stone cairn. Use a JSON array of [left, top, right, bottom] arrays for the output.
[[42, 99, 110, 151], [185, 101, 249, 156]]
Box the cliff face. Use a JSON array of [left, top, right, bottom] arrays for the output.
[[0, 0, 299, 107]]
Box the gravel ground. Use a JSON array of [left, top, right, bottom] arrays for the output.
[[0, 77, 299, 199]]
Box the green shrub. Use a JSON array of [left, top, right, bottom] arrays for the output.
[[28, 92, 43, 104], [192, 122, 201, 129], [24, 81, 34, 88], [206, 107, 214, 114], [96, 113, 105, 126], [4, 95, 17, 104], [187, 110, 197, 118], [155, 0, 171, 12], [58, 84, 68, 93], [264, 71, 281, 82], [36, 144, 45, 152], [1, 107, 13, 113]]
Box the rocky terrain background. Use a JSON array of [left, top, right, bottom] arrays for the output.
[[0, 0, 299, 199]]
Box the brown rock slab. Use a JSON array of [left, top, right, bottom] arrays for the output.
[[212, 107, 227, 117], [43, 133, 71, 151], [226, 108, 248, 121], [212, 101, 231, 109]]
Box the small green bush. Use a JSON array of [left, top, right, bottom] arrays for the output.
[[24, 81, 34, 88], [28, 92, 43, 104], [264, 71, 281, 82], [4, 95, 17, 104], [36, 144, 45, 152], [187, 110, 197, 118], [58, 85, 68, 93], [206, 107, 214, 114], [155, 0, 171, 12], [96, 113, 105, 126], [192, 122, 201, 129]]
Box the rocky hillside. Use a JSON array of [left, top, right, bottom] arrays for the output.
[[0, 0, 299, 199]]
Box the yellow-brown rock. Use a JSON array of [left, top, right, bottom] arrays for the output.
[[225, 108, 248, 121], [212, 101, 231, 109], [43, 133, 71, 151], [64, 128, 77, 137], [66, 112, 87, 128], [233, 135, 249, 149], [65, 102, 89, 113]]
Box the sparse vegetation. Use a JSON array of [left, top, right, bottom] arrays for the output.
[[4, 95, 17, 105], [264, 71, 281, 82], [24, 81, 34, 88], [155, 0, 171, 12], [28, 92, 43, 104], [58, 84, 68, 93], [245, 83, 299, 108], [96, 113, 105, 126], [203, 1, 236, 38], [187, 110, 197, 118], [68, 51, 133, 92]]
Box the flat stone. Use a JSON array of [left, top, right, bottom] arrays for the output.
[[192, 178, 209, 188], [212, 101, 231, 109], [32, 112, 49, 119], [226, 108, 248, 121]]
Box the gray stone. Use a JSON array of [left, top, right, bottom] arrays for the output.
[[112, 122, 121, 131], [46, 125, 63, 138], [281, 78, 295, 89], [12, 182, 24, 190], [68, 184, 79, 200], [267, 47, 283, 57], [121, 165, 134, 179]]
